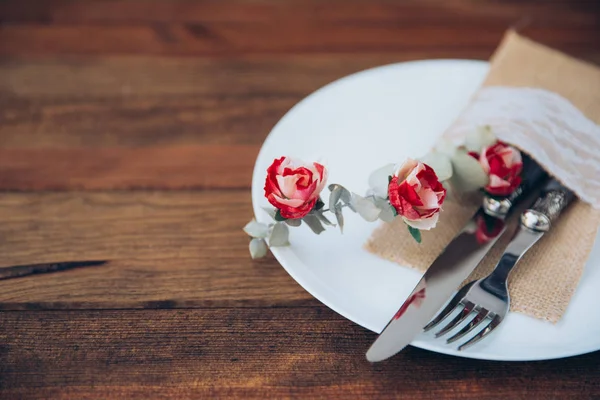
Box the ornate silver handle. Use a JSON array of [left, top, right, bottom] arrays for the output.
[[520, 179, 575, 232]]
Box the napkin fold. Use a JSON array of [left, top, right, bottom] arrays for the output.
[[366, 31, 600, 323]]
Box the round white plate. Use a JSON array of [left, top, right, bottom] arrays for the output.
[[251, 59, 600, 361]]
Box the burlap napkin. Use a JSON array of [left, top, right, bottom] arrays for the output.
[[366, 31, 600, 323]]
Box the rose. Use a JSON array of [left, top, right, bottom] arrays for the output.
[[471, 142, 523, 196], [388, 158, 446, 230], [264, 156, 327, 219]]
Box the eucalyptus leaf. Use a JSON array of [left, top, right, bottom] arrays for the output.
[[449, 149, 489, 193], [418, 152, 453, 181], [372, 197, 396, 222], [284, 218, 302, 227], [302, 214, 326, 235], [333, 205, 344, 233], [261, 207, 277, 219], [378, 202, 396, 222], [328, 184, 352, 208], [465, 125, 497, 152], [243, 219, 270, 238], [328, 184, 342, 209], [407, 225, 422, 244], [315, 210, 334, 226], [368, 163, 395, 198], [249, 238, 268, 259], [269, 222, 290, 247], [350, 193, 381, 222]]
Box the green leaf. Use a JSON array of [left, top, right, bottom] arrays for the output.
[[302, 214, 326, 235], [328, 184, 351, 208], [328, 185, 342, 209], [284, 218, 302, 227], [378, 203, 396, 223], [368, 163, 395, 198], [418, 152, 453, 182], [315, 197, 325, 211], [407, 225, 422, 244], [333, 205, 344, 233], [243, 219, 270, 238], [269, 222, 290, 247], [449, 149, 489, 193], [249, 238, 268, 259], [315, 210, 334, 226], [350, 193, 381, 222], [261, 207, 277, 219], [465, 125, 496, 152], [274, 210, 287, 221]]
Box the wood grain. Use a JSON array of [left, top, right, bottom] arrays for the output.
[[0, 146, 258, 190], [1, 1, 600, 398], [0, 0, 598, 57], [0, 191, 315, 309], [1, 308, 599, 399]]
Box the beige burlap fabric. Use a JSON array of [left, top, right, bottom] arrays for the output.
[[366, 31, 600, 323]]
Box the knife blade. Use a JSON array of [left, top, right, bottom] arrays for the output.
[[366, 155, 547, 362]]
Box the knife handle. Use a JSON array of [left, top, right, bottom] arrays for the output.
[[483, 153, 548, 219], [520, 179, 575, 232]]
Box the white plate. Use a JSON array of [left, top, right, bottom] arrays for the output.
[[251, 59, 600, 361]]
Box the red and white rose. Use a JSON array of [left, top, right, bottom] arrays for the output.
[[471, 142, 523, 197], [388, 158, 446, 230], [264, 156, 327, 219]]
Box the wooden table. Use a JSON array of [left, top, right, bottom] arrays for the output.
[[1, 1, 599, 398]]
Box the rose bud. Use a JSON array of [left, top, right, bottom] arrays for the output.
[[472, 142, 523, 197], [264, 156, 327, 219], [388, 158, 446, 230]]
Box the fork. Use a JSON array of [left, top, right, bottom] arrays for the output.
[[423, 179, 575, 350]]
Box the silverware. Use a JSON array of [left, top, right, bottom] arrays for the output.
[[424, 179, 575, 350], [366, 155, 547, 362], [0, 260, 106, 281]]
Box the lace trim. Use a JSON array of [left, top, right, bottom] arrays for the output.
[[446, 86, 600, 208]]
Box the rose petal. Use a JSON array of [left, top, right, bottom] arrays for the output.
[[403, 213, 439, 230]]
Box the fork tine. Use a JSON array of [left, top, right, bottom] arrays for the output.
[[423, 296, 462, 332], [458, 314, 502, 351], [446, 308, 489, 344], [424, 283, 473, 332], [434, 301, 475, 338]]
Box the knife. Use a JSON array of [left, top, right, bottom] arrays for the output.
[[366, 155, 547, 362]]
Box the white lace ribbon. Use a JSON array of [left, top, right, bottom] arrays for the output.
[[445, 86, 600, 208]]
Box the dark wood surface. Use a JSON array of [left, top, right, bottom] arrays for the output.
[[1, 1, 599, 398]]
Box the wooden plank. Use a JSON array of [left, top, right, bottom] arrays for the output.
[[0, 1, 598, 56], [0, 0, 600, 55], [1, 308, 599, 399], [1, 24, 598, 57], [0, 54, 484, 98], [2, 0, 597, 24], [0, 55, 426, 150], [0, 191, 315, 309], [0, 145, 258, 190], [0, 257, 312, 310]]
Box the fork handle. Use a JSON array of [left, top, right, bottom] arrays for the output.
[[484, 179, 575, 290], [520, 179, 576, 232]]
